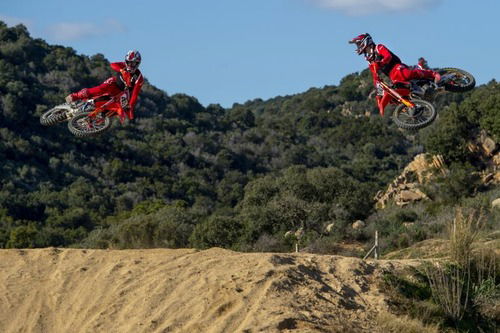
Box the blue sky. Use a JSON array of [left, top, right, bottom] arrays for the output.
[[1, 0, 499, 107]]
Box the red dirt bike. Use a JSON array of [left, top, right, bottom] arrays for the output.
[[40, 90, 132, 137], [370, 63, 475, 130]]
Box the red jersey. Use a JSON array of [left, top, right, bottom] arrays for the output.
[[371, 44, 402, 77], [110, 62, 144, 112]]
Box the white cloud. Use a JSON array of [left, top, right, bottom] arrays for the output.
[[0, 14, 34, 29], [308, 0, 442, 15], [46, 19, 125, 41]]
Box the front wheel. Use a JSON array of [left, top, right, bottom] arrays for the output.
[[392, 99, 437, 130], [439, 67, 475, 92], [68, 112, 111, 137], [40, 104, 71, 126]]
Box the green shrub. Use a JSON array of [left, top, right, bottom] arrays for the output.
[[190, 215, 242, 249], [6, 223, 38, 248]]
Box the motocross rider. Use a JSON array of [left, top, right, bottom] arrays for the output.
[[65, 50, 144, 120], [417, 57, 430, 70], [348, 34, 440, 89]]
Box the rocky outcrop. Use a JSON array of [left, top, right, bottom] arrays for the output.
[[467, 130, 497, 156], [398, 189, 429, 203], [375, 153, 445, 209], [492, 198, 500, 209], [468, 130, 500, 186], [481, 148, 500, 185], [479, 130, 497, 156], [352, 220, 365, 230], [376, 131, 500, 209]]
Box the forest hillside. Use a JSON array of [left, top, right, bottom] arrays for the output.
[[1, 21, 498, 253]]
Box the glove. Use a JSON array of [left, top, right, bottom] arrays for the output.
[[123, 105, 135, 121]]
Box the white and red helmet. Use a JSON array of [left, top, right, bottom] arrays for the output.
[[418, 57, 429, 69], [349, 33, 374, 55], [125, 50, 141, 72]]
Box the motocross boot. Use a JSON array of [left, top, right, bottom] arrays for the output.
[[410, 82, 425, 98]]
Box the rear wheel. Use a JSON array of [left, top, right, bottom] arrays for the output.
[[40, 105, 70, 126], [68, 112, 111, 137], [392, 99, 437, 130], [439, 68, 475, 92]]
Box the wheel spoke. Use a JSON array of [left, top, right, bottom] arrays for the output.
[[396, 104, 432, 126]]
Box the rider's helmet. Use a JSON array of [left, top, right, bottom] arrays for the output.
[[349, 33, 375, 56], [418, 57, 429, 70], [125, 50, 141, 73]]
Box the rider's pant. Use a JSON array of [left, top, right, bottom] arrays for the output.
[[389, 64, 436, 82], [71, 77, 123, 101]]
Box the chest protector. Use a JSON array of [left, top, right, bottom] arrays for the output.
[[375, 50, 402, 76], [115, 70, 140, 91]]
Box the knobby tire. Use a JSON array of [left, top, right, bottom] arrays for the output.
[[392, 99, 437, 130], [439, 67, 475, 93], [67, 112, 111, 137], [40, 105, 70, 126]]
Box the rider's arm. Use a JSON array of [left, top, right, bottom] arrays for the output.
[[369, 62, 381, 87], [128, 73, 144, 114], [70, 88, 90, 101], [110, 62, 125, 72], [374, 44, 393, 68]]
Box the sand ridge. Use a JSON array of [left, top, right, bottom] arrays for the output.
[[0, 248, 403, 333]]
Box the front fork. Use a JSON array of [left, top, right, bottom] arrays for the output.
[[66, 100, 94, 120], [65, 105, 81, 120], [376, 81, 415, 116]]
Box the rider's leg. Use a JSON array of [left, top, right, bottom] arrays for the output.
[[395, 65, 440, 83], [376, 94, 392, 116], [68, 77, 122, 102], [87, 78, 122, 96]]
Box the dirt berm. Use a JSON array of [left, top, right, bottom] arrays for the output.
[[0, 248, 414, 333]]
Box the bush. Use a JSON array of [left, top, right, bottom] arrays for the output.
[[190, 215, 242, 249], [424, 105, 471, 162], [6, 223, 38, 248], [252, 234, 288, 253], [78, 203, 196, 249]]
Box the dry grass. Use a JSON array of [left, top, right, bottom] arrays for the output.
[[448, 208, 484, 266], [472, 248, 500, 321], [425, 209, 488, 323], [376, 311, 440, 333], [425, 261, 469, 322]]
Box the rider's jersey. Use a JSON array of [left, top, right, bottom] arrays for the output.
[[371, 44, 402, 76], [110, 62, 144, 113]]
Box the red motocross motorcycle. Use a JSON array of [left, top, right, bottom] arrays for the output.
[[370, 63, 475, 130], [40, 90, 132, 137]]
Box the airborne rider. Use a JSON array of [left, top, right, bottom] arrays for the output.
[[348, 34, 440, 89], [65, 50, 144, 120]]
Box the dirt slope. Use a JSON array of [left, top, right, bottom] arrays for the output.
[[0, 248, 410, 333]]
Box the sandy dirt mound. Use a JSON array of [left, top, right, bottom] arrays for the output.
[[0, 248, 408, 333]]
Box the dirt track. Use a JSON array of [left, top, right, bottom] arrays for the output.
[[0, 248, 407, 333]]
